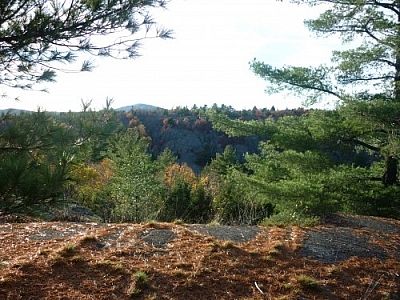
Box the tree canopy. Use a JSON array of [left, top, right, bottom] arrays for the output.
[[0, 0, 172, 91], [205, 1, 400, 223], [249, 0, 400, 186], [252, 0, 400, 104]]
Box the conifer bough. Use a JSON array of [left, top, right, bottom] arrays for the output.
[[0, 0, 173, 91], [250, 0, 400, 186]]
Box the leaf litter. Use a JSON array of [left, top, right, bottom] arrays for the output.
[[0, 214, 399, 299]]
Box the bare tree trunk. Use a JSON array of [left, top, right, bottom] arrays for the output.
[[382, 156, 398, 186]]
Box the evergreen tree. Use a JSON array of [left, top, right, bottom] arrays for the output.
[[0, 0, 172, 90], [250, 0, 400, 186], [106, 129, 163, 222], [206, 145, 239, 176], [0, 111, 76, 215]]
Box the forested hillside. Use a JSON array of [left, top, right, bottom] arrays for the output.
[[1, 103, 398, 225], [1, 0, 400, 227]]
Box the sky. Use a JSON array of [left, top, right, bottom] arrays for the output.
[[0, 0, 342, 112]]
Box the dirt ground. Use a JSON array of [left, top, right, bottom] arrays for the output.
[[0, 214, 399, 299]]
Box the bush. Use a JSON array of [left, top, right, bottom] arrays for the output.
[[160, 179, 192, 222], [213, 181, 274, 225], [160, 177, 213, 223]]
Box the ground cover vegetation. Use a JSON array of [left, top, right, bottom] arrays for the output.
[[0, 218, 399, 299], [0, 0, 400, 226]]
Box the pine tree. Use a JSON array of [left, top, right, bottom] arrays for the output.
[[0, 0, 172, 91], [250, 0, 400, 185]]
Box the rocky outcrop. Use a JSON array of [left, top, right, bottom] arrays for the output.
[[140, 116, 260, 173]]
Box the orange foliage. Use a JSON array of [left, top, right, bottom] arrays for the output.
[[163, 163, 196, 188], [128, 118, 139, 127], [162, 118, 170, 127], [137, 124, 147, 137], [71, 159, 114, 195], [194, 118, 210, 131]]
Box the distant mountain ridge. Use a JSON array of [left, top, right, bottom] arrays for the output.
[[0, 103, 164, 114], [115, 103, 163, 111], [0, 108, 33, 115]]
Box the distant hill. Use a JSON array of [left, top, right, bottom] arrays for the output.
[[115, 103, 163, 111], [0, 104, 163, 114], [0, 108, 32, 115]]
